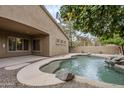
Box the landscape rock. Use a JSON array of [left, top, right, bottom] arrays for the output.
[[119, 57, 124, 60], [55, 69, 75, 81], [109, 56, 115, 60], [117, 60, 124, 65], [105, 56, 124, 67], [105, 59, 116, 65], [113, 56, 124, 61], [104, 59, 111, 64], [110, 59, 118, 63], [113, 64, 124, 73]]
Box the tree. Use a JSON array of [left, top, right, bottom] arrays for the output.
[[56, 11, 84, 51], [59, 5, 124, 54], [99, 34, 124, 54]]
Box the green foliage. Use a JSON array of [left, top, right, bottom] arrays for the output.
[[59, 5, 124, 44], [99, 34, 124, 45]]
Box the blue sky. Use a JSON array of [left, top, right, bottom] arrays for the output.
[[45, 5, 61, 20]]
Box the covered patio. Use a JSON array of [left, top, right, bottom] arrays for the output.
[[0, 17, 49, 58], [0, 55, 47, 69]]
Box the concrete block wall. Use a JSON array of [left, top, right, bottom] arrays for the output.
[[72, 46, 120, 54]]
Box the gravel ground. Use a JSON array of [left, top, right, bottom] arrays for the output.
[[0, 68, 96, 88]]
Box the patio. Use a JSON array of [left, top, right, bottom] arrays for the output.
[[0, 55, 47, 69]]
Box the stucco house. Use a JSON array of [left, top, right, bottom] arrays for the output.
[[0, 5, 69, 58]]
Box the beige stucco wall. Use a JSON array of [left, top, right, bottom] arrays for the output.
[[0, 5, 69, 56], [72, 46, 120, 54]]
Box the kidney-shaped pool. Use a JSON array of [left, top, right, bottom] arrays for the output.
[[40, 55, 124, 85]]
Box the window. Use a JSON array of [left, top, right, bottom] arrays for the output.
[[8, 37, 29, 51], [33, 39, 40, 51], [17, 38, 23, 50], [8, 37, 16, 51], [24, 39, 29, 50]]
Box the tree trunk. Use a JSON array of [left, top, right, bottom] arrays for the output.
[[119, 46, 122, 54], [121, 45, 124, 55], [69, 20, 73, 52]]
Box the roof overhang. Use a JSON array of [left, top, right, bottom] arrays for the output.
[[0, 16, 49, 36]]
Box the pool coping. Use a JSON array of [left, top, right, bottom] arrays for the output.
[[17, 53, 124, 87]]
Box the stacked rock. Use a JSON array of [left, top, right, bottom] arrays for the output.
[[105, 56, 124, 66], [55, 68, 75, 81]]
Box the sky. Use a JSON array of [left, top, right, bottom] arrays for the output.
[[45, 5, 61, 21]]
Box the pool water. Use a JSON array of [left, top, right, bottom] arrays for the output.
[[40, 56, 124, 85]]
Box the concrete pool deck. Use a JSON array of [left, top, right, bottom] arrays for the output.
[[17, 53, 124, 87], [4, 63, 30, 70], [0, 55, 47, 69]]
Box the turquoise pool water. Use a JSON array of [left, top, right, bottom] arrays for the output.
[[40, 56, 124, 85]]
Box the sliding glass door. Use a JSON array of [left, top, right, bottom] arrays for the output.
[[8, 37, 29, 52], [32, 39, 40, 51]]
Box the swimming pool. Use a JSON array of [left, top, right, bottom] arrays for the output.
[[40, 55, 124, 85]]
